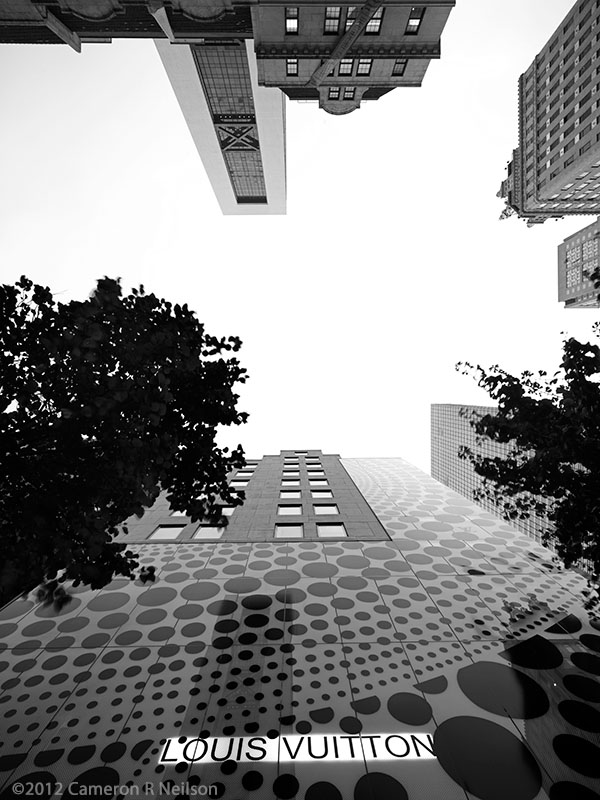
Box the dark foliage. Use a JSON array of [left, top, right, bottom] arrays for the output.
[[0, 276, 248, 604], [457, 329, 600, 589]]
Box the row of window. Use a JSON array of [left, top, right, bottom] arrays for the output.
[[286, 57, 407, 78], [149, 522, 348, 540], [285, 5, 424, 36], [278, 504, 339, 515]]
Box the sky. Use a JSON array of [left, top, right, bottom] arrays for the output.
[[1, 0, 599, 473]]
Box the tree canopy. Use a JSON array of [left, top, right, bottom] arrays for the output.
[[457, 328, 600, 584], [0, 276, 248, 604]]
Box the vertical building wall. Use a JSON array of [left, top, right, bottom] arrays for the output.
[[0, 453, 598, 799], [558, 215, 600, 307], [430, 403, 554, 545]]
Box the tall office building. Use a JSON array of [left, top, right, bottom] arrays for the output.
[[1, 2, 455, 213], [1, 450, 599, 799], [431, 404, 553, 545], [558, 215, 600, 307], [498, 0, 600, 225]]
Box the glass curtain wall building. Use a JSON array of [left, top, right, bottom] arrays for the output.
[[1, 451, 599, 798]]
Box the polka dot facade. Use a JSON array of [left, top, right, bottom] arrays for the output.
[[0, 457, 598, 799]]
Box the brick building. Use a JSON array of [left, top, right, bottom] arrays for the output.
[[558, 215, 600, 307], [499, 0, 600, 224]]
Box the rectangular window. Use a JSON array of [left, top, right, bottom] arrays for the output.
[[275, 524, 304, 539], [324, 6, 341, 34], [221, 507, 235, 517], [230, 481, 248, 488], [193, 526, 224, 540], [357, 58, 373, 76], [345, 6, 357, 30], [328, 87, 341, 100], [316, 523, 348, 538], [285, 7, 299, 34], [150, 525, 185, 540], [282, 479, 300, 487], [343, 87, 355, 99], [405, 6, 425, 35], [392, 58, 408, 76], [278, 505, 302, 515], [365, 7, 384, 34], [314, 504, 339, 515], [311, 490, 333, 499], [339, 58, 353, 75], [309, 479, 329, 487], [280, 490, 302, 499], [286, 58, 298, 76]]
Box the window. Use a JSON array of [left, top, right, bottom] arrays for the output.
[[286, 58, 299, 76], [324, 6, 341, 34], [278, 505, 303, 515], [150, 525, 185, 540], [170, 510, 186, 517], [328, 87, 341, 100], [193, 526, 224, 540], [283, 470, 300, 477], [339, 58, 354, 75], [280, 490, 302, 499], [230, 480, 248, 488], [357, 58, 372, 76], [307, 470, 326, 476], [221, 507, 235, 517], [405, 6, 425, 35], [316, 523, 348, 538], [393, 58, 408, 76], [314, 504, 339, 515], [310, 479, 329, 487], [282, 479, 300, 487], [345, 6, 357, 30], [311, 490, 333, 499], [285, 7, 299, 34], [365, 7, 384, 34], [343, 87, 355, 100], [275, 524, 304, 539]]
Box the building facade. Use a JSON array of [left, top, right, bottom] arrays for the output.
[[1, 2, 455, 212], [431, 404, 554, 546], [499, 0, 600, 225], [1, 450, 599, 799], [558, 215, 600, 307]]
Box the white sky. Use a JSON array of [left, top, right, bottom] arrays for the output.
[[1, 0, 598, 472]]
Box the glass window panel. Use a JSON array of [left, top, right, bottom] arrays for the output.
[[275, 524, 304, 539], [193, 527, 224, 540], [316, 524, 348, 538], [311, 490, 333, 499], [280, 490, 302, 499], [150, 525, 185, 540], [278, 505, 303, 515], [309, 480, 329, 486], [282, 479, 301, 486], [314, 505, 339, 515]]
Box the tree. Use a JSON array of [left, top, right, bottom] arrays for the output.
[[0, 276, 248, 604], [456, 328, 600, 588]]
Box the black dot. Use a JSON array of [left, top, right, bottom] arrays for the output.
[[387, 692, 433, 725], [553, 734, 600, 777], [563, 675, 600, 702], [305, 782, 343, 800], [571, 652, 600, 676], [273, 774, 300, 799], [457, 662, 549, 719], [353, 773, 408, 800], [241, 771, 263, 791], [434, 717, 542, 800], [558, 700, 600, 733], [549, 782, 600, 800]]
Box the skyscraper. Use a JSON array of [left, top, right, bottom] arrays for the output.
[[1, 2, 455, 213], [0, 450, 598, 799], [558, 215, 600, 307], [431, 404, 553, 545], [498, 0, 600, 225]]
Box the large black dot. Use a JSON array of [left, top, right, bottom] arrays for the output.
[[558, 700, 600, 733], [434, 717, 542, 800], [550, 782, 600, 800], [571, 652, 600, 676], [242, 595, 272, 610], [305, 782, 343, 800], [564, 675, 600, 702], [580, 634, 600, 653], [457, 662, 549, 719], [63, 768, 121, 799], [273, 774, 300, 799], [501, 635, 562, 670], [354, 773, 408, 800], [553, 734, 600, 777], [387, 693, 432, 725], [241, 771, 263, 791]]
